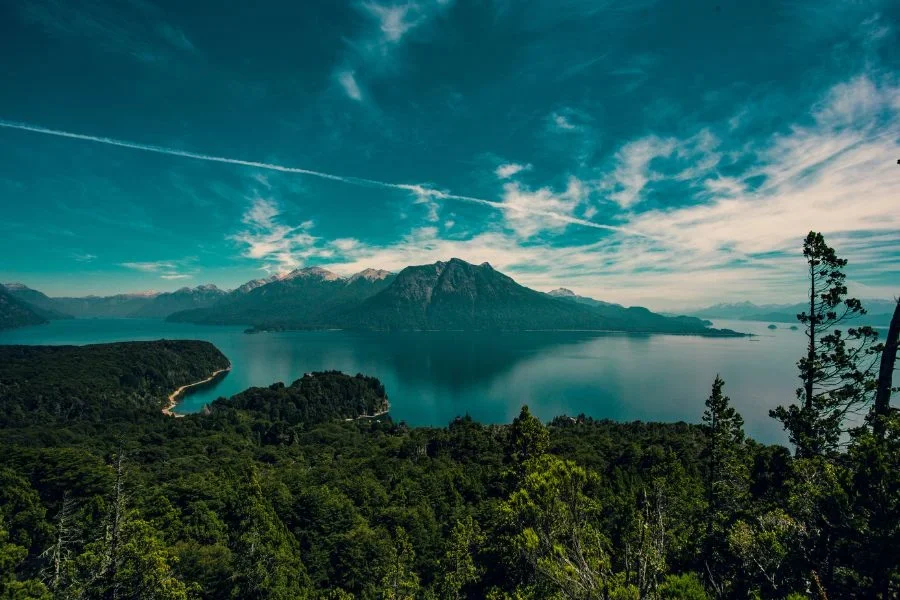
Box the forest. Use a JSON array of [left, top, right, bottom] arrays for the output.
[[0, 232, 897, 599]]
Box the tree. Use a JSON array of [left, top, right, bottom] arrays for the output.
[[872, 299, 900, 438], [40, 492, 79, 595], [727, 510, 802, 596], [499, 455, 613, 600], [771, 232, 881, 457], [0, 526, 51, 600], [231, 470, 309, 600], [508, 406, 549, 466], [437, 517, 484, 600], [700, 377, 749, 595], [380, 527, 420, 600]]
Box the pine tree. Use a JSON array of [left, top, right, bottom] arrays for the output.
[[507, 406, 549, 465], [700, 376, 749, 596], [771, 232, 881, 457]]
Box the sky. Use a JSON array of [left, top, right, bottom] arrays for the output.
[[0, 0, 899, 309]]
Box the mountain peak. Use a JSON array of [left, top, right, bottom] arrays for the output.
[[2, 283, 29, 291], [348, 268, 393, 283], [548, 288, 576, 297], [195, 283, 222, 292], [235, 275, 279, 294], [282, 266, 343, 282]]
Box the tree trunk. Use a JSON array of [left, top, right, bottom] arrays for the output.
[[805, 262, 816, 409], [873, 299, 900, 437]]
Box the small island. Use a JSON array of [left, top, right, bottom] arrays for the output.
[[768, 324, 778, 330]]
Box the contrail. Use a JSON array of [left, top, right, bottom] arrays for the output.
[[0, 119, 645, 237]]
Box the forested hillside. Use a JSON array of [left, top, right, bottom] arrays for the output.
[[0, 286, 47, 330], [0, 341, 229, 425]]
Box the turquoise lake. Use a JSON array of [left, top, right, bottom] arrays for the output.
[[0, 319, 808, 444]]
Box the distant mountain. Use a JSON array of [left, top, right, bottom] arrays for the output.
[[130, 284, 227, 318], [52, 292, 160, 318], [547, 288, 622, 309], [686, 300, 897, 328], [167, 267, 396, 326], [0, 286, 48, 330], [2, 283, 73, 320], [341, 259, 731, 334]]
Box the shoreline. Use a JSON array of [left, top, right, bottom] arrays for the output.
[[344, 408, 389, 422], [162, 366, 231, 417]]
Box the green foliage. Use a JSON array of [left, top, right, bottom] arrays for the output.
[[508, 406, 549, 464], [218, 371, 388, 427], [658, 572, 708, 599], [436, 517, 484, 600], [770, 232, 881, 458], [701, 376, 749, 592], [0, 341, 229, 425]]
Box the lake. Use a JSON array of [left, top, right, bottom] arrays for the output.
[[0, 319, 807, 444]]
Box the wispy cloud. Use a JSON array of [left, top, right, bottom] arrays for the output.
[[337, 70, 363, 101], [552, 113, 577, 131], [18, 0, 196, 64], [362, 2, 419, 43], [334, 0, 455, 103], [495, 162, 532, 179], [604, 135, 676, 208], [232, 198, 324, 273], [120, 259, 194, 280], [71, 252, 97, 263], [120, 261, 178, 273]]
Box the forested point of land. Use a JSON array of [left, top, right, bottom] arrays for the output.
[[0, 341, 230, 426], [0, 232, 898, 599]]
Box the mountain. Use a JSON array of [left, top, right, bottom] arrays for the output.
[[167, 267, 396, 326], [547, 287, 622, 309], [0, 286, 48, 330], [52, 292, 160, 318], [342, 259, 731, 334], [1, 283, 73, 319], [129, 284, 227, 318], [686, 300, 897, 328]]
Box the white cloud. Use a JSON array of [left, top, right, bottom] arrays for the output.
[[363, 2, 418, 42], [72, 252, 97, 262], [337, 70, 362, 101], [499, 177, 586, 238], [232, 197, 323, 273], [495, 162, 532, 179], [120, 261, 178, 272], [553, 113, 577, 130], [605, 135, 676, 208], [120, 259, 195, 280]]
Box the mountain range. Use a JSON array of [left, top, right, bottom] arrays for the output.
[[684, 300, 898, 328], [1, 260, 741, 335]]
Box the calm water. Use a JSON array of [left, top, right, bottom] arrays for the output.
[[0, 319, 807, 443]]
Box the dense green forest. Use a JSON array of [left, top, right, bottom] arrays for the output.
[[0, 341, 229, 426], [0, 233, 898, 599]]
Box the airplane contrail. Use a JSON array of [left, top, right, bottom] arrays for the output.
[[0, 119, 646, 237]]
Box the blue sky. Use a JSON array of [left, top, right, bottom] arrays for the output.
[[1, 0, 898, 308]]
